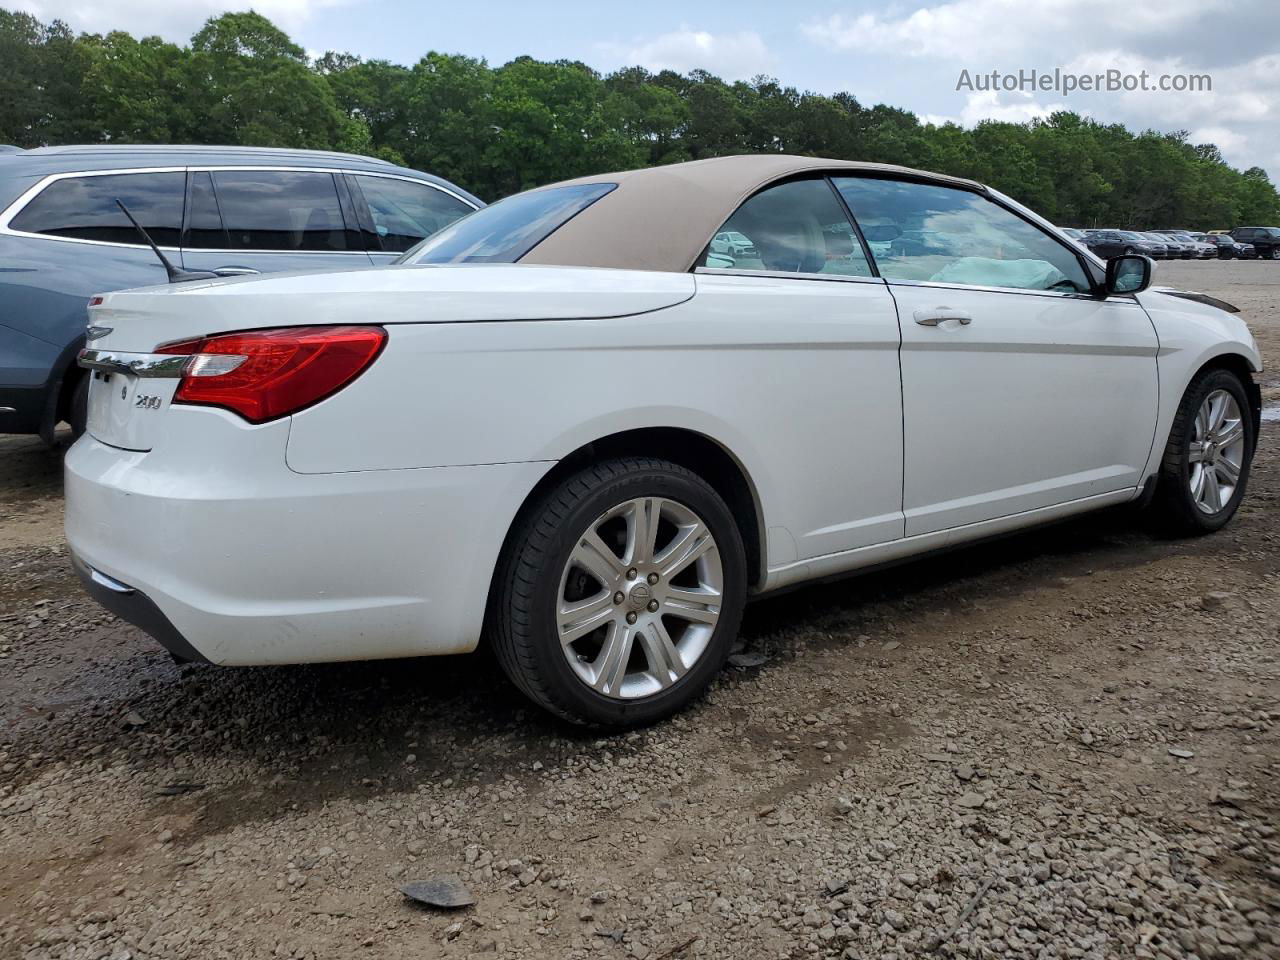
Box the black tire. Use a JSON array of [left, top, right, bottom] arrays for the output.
[[1148, 367, 1255, 535], [489, 457, 747, 727], [1270, 247, 1280, 261], [1123, 246, 1136, 255], [68, 372, 89, 441]]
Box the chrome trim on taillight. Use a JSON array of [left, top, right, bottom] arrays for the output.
[[77, 349, 190, 378]]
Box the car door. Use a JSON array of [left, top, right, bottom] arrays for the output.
[[345, 173, 478, 263], [833, 176, 1159, 537], [180, 168, 373, 275], [693, 176, 905, 560]]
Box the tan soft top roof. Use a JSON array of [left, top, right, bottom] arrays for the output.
[[520, 154, 986, 273]]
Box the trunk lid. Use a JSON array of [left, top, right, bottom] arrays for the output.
[[82, 263, 694, 451]]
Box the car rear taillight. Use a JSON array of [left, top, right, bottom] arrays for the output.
[[155, 325, 386, 423]]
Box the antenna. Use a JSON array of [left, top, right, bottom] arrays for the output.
[[114, 199, 219, 283]]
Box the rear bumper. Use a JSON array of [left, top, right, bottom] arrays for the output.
[[70, 553, 209, 663], [64, 415, 550, 665]]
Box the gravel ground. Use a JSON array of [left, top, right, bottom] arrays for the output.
[[1, 260, 1278, 960]]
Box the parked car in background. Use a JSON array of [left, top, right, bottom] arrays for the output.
[[0, 145, 482, 441], [1167, 232, 1203, 259], [1195, 233, 1254, 260], [1158, 231, 1216, 259], [1118, 231, 1162, 258], [1135, 232, 1172, 259], [1059, 227, 1090, 251], [66, 155, 1262, 727], [1080, 230, 1133, 259], [709, 229, 757, 259], [1230, 226, 1280, 260]]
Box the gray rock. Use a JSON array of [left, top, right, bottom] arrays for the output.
[[400, 876, 475, 909]]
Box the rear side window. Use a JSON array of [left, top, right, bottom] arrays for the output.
[[9, 172, 185, 246], [351, 176, 473, 253], [698, 177, 874, 278], [399, 183, 615, 264], [192, 170, 351, 252]]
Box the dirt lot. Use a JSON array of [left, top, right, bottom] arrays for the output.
[[1, 260, 1278, 960]]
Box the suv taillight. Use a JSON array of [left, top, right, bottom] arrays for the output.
[[155, 325, 386, 423]]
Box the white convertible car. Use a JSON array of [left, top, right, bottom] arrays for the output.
[[66, 155, 1262, 726]]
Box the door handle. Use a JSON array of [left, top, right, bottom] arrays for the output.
[[914, 307, 972, 326], [212, 266, 260, 277]]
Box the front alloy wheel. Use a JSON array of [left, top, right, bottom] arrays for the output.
[[1188, 389, 1247, 515], [491, 457, 746, 726], [1150, 368, 1255, 534]]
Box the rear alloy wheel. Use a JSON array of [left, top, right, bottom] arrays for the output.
[[1150, 368, 1255, 535], [491, 457, 746, 727]]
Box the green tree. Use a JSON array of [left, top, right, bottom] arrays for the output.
[[185, 12, 360, 150], [0, 5, 1275, 226]]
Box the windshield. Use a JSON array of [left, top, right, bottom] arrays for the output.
[[397, 182, 616, 264]]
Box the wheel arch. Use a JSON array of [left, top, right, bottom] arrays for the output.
[[487, 427, 767, 621], [1192, 351, 1262, 450], [38, 330, 87, 444]]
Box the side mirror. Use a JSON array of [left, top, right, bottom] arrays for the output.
[[1105, 254, 1153, 295]]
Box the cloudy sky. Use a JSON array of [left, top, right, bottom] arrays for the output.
[[14, 0, 1280, 176]]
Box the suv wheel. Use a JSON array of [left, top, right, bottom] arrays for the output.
[[490, 457, 747, 727]]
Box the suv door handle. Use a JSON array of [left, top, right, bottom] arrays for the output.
[[212, 266, 260, 277], [914, 307, 972, 326]]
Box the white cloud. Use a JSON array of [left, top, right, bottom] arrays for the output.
[[923, 90, 1075, 127], [802, 0, 1221, 62], [597, 27, 775, 80], [802, 0, 1278, 176], [11, 0, 355, 43]]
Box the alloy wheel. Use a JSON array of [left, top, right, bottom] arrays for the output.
[[1189, 389, 1246, 514], [557, 497, 723, 699]]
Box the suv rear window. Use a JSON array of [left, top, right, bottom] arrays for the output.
[[350, 175, 474, 253], [9, 172, 185, 246], [399, 183, 615, 265]]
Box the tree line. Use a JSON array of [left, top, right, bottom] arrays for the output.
[[2, 9, 1277, 229]]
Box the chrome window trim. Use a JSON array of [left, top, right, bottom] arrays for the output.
[[694, 266, 885, 285], [0, 165, 479, 253], [884, 276, 1141, 305]]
